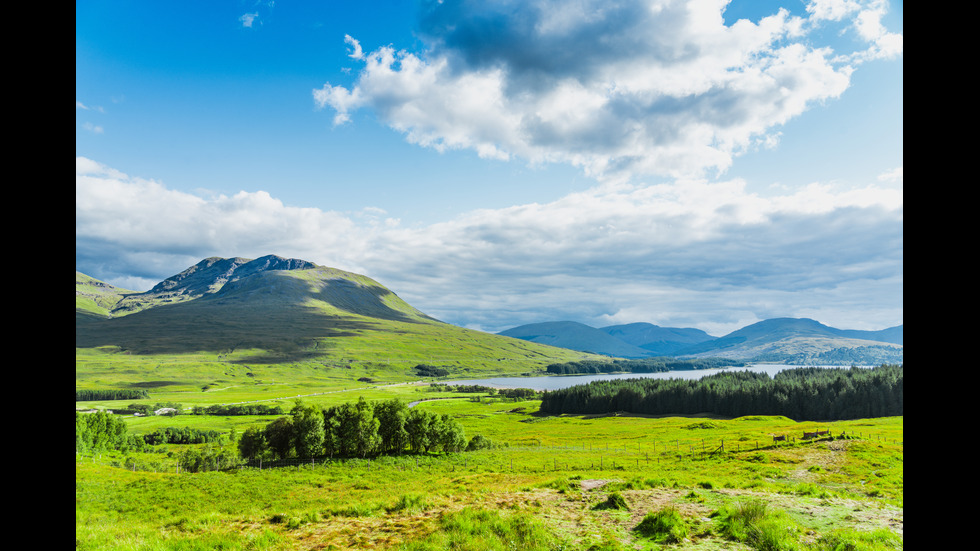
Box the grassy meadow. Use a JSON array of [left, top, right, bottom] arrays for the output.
[[76, 359, 903, 551]]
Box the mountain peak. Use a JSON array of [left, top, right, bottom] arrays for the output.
[[112, 255, 319, 316]]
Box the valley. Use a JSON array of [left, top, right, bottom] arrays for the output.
[[76, 257, 903, 550]]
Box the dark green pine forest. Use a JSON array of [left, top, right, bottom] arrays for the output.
[[538, 364, 903, 421]]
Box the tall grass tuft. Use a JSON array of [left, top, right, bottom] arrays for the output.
[[401, 508, 561, 551], [387, 493, 430, 514], [592, 491, 630, 511], [812, 528, 903, 550], [633, 506, 688, 544], [714, 499, 802, 550]]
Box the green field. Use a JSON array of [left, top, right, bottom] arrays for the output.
[[76, 367, 903, 551]]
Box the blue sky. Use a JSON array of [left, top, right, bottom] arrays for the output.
[[76, 0, 902, 336]]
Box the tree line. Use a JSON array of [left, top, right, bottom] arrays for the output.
[[538, 364, 903, 421], [76, 388, 149, 401], [143, 426, 228, 446], [427, 383, 540, 400], [545, 357, 745, 375], [238, 397, 488, 461], [191, 403, 285, 416]]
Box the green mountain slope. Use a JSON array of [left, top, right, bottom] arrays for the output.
[[75, 257, 596, 375]]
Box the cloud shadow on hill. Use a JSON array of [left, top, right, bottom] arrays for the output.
[[74, 300, 397, 364]]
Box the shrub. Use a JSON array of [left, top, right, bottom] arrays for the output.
[[633, 506, 688, 544], [466, 434, 494, 451]]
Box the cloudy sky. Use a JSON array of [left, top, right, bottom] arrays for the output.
[[76, 0, 902, 336]]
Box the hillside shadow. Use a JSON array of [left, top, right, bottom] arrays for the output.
[[74, 300, 388, 364]]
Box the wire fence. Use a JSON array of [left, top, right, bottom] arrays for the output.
[[77, 428, 900, 475]]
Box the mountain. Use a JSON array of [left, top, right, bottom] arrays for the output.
[[75, 256, 596, 370], [671, 318, 903, 364], [109, 255, 320, 316], [498, 321, 655, 358], [599, 322, 717, 356], [498, 317, 903, 365]]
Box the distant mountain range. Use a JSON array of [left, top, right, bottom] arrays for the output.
[[498, 318, 903, 365], [498, 321, 717, 358]]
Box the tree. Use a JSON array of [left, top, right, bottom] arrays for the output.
[[264, 416, 295, 459], [435, 414, 467, 452], [405, 408, 434, 453], [334, 400, 380, 457], [292, 403, 325, 458], [374, 399, 409, 454], [238, 426, 268, 460]]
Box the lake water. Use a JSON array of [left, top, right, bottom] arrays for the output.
[[443, 364, 861, 391]]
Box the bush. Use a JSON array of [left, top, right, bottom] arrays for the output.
[[633, 506, 688, 543], [466, 434, 493, 451]]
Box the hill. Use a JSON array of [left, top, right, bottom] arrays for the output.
[[76, 257, 597, 379]]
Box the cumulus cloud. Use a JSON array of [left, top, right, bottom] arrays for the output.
[[313, 0, 900, 183], [807, 0, 902, 62], [75, 157, 367, 288], [76, 157, 902, 334]]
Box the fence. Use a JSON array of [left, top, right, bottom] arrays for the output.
[[78, 428, 900, 475]]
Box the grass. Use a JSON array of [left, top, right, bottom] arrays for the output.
[[76, 396, 902, 550], [634, 505, 688, 543], [77, 348, 902, 550]]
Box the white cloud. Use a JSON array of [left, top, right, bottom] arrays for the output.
[[344, 34, 364, 60], [807, 0, 902, 62], [239, 12, 259, 28], [311, 0, 897, 183], [76, 157, 903, 333], [877, 166, 902, 183]]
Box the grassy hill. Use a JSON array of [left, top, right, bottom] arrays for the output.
[[76, 259, 603, 395]]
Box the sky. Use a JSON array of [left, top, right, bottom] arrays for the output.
[[76, 0, 903, 336]]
